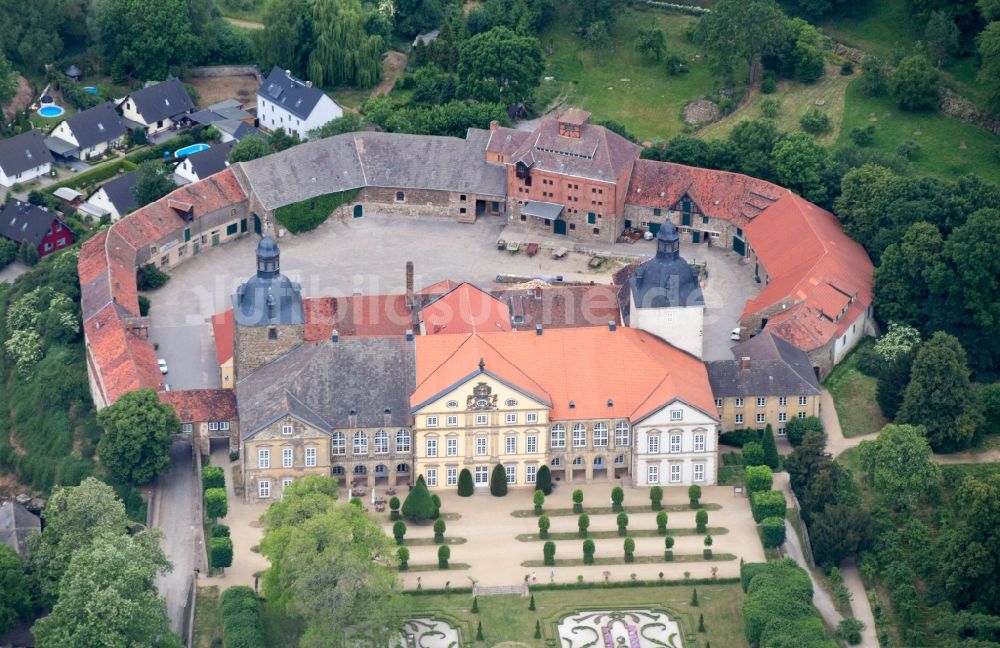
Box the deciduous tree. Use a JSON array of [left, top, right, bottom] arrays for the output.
[[635, 27, 667, 62], [458, 27, 543, 105], [696, 0, 789, 86], [132, 160, 175, 208], [858, 424, 940, 511], [227, 134, 272, 163], [93, 0, 198, 81], [890, 55, 939, 111], [978, 22, 1000, 112], [97, 388, 177, 485], [0, 545, 33, 634]]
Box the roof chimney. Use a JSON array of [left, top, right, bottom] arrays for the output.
[[569, 400, 575, 409], [405, 329, 414, 341], [740, 356, 751, 370], [405, 261, 414, 310], [535, 324, 543, 336], [489, 120, 499, 131], [331, 329, 339, 342], [608, 321, 616, 332], [285, 69, 292, 77], [607, 399, 614, 408]]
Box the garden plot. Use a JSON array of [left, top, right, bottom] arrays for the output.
[[396, 618, 461, 648], [558, 610, 684, 648]]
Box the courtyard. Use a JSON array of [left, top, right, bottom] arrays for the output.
[[145, 211, 758, 390]]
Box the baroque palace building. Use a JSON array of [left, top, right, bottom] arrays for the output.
[[78, 107, 876, 501]]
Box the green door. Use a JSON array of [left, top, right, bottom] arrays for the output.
[[692, 231, 701, 243], [253, 215, 261, 234], [212, 233, 220, 246], [193, 241, 200, 255], [682, 212, 691, 226], [733, 237, 746, 256], [353, 204, 363, 218], [649, 222, 661, 235], [553, 219, 567, 235]]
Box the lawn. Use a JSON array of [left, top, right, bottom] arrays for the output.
[[539, 4, 722, 142], [838, 79, 1000, 184], [700, 62, 852, 146], [408, 582, 748, 646], [192, 586, 222, 648], [822, 339, 887, 438]]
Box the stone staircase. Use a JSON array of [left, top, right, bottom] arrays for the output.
[[473, 584, 528, 597]]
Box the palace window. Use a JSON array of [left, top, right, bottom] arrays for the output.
[[506, 436, 517, 454], [669, 465, 681, 483], [446, 467, 457, 486], [798, 412, 807, 419], [375, 430, 389, 454], [527, 435, 537, 453], [506, 464, 516, 485], [756, 413, 766, 424], [259, 480, 270, 498], [426, 438, 438, 457], [305, 447, 316, 467], [353, 431, 368, 454], [572, 423, 587, 448], [446, 415, 458, 426], [258, 449, 270, 469], [476, 414, 489, 426], [615, 421, 630, 446], [282, 424, 293, 435], [735, 414, 744, 425], [475, 466, 489, 484], [647, 465, 659, 484], [593, 423, 609, 447], [506, 413, 517, 425], [396, 430, 410, 452], [669, 434, 681, 453], [694, 434, 705, 452], [476, 436, 488, 455], [526, 412, 538, 424], [526, 465, 537, 484], [282, 447, 293, 468], [446, 438, 458, 456], [647, 435, 660, 453], [670, 410, 683, 421], [426, 468, 437, 487], [778, 397, 787, 407], [735, 398, 744, 408], [332, 433, 345, 455], [694, 463, 705, 482], [715, 398, 723, 409], [799, 396, 808, 406], [756, 397, 766, 408], [550, 424, 566, 448], [778, 412, 787, 423]]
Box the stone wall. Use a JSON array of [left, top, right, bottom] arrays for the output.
[[188, 65, 263, 83], [233, 323, 304, 380], [939, 88, 1000, 137]]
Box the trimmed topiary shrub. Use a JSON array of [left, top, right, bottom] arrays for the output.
[[611, 486, 624, 511], [664, 535, 674, 561], [719, 428, 761, 447], [490, 464, 508, 497], [457, 468, 474, 496], [703, 534, 713, 559], [578, 513, 590, 537], [438, 545, 450, 569], [583, 539, 595, 564], [431, 494, 441, 519], [649, 485, 663, 510], [543, 541, 556, 566], [751, 490, 787, 523], [624, 537, 635, 563], [695, 508, 708, 533], [205, 488, 228, 520], [393, 520, 406, 545], [761, 517, 786, 548], [433, 518, 446, 543], [688, 484, 701, 508], [745, 465, 774, 494], [785, 416, 823, 447], [742, 441, 765, 467], [656, 511, 668, 535], [536, 465, 553, 495], [397, 546, 409, 570], [220, 586, 264, 648], [210, 537, 233, 569], [210, 523, 230, 538], [538, 514, 550, 539], [533, 489, 545, 515], [616, 512, 629, 536], [389, 496, 401, 520], [760, 424, 779, 469], [572, 489, 584, 513], [202, 466, 225, 491], [402, 475, 436, 521]]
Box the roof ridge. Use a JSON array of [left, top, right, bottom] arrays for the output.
[[413, 333, 475, 393]]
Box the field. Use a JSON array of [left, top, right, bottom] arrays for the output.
[[700, 62, 852, 146], [192, 586, 222, 648], [539, 5, 721, 142], [186, 74, 259, 110], [407, 583, 748, 647], [822, 339, 887, 438], [838, 79, 1000, 184]]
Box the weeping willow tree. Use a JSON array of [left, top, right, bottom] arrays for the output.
[[256, 0, 383, 89], [307, 0, 383, 89]]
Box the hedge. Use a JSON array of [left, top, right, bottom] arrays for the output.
[[751, 490, 786, 523], [205, 487, 228, 520], [761, 517, 786, 548], [210, 537, 233, 569], [220, 586, 265, 648], [274, 189, 360, 234], [759, 614, 836, 648], [745, 465, 773, 494], [741, 561, 821, 645], [203, 466, 225, 491], [42, 159, 138, 195], [718, 428, 761, 447]]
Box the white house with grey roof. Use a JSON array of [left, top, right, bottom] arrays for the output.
[[0, 130, 53, 187], [175, 141, 234, 184], [120, 78, 195, 135], [84, 170, 140, 221], [257, 67, 342, 140], [45, 103, 126, 161]]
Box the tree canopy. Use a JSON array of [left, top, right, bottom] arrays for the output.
[[890, 55, 940, 111], [696, 0, 789, 86], [978, 22, 1000, 111], [92, 0, 198, 81], [228, 134, 272, 163], [457, 27, 543, 105], [132, 160, 176, 209], [0, 53, 18, 108], [259, 476, 408, 646], [0, 545, 33, 634], [96, 388, 178, 485], [858, 424, 940, 511]]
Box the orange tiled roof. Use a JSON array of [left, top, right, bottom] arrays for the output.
[[303, 294, 414, 341], [212, 309, 234, 365], [411, 327, 716, 421], [80, 169, 247, 407], [741, 193, 873, 351], [418, 279, 458, 295], [159, 389, 237, 423], [420, 282, 512, 335]]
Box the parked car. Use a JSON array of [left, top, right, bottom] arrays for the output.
[[730, 327, 742, 341], [158, 358, 168, 374]]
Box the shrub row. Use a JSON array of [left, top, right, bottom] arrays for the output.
[[741, 560, 836, 647], [220, 586, 265, 648], [42, 159, 138, 195], [274, 189, 361, 233]]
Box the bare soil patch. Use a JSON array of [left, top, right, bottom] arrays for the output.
[[187, 75, 260, 110], [683, 99, 720, 126], [4, 75, 33, 120], [373, 51, 408, 98]]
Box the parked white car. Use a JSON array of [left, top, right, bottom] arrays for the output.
[[730, 327, 742, 341], [158, 358, 169, 374]]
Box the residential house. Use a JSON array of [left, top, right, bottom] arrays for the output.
[[84, 170, 139, 221], [0, 199, 74, 257], [238, 335, 416, 502], [256, 67, 343, 140], [120, 78, 195, 136], [0, 501, 40, 555], [159, 389, 239, 456], [45, 102, 126, 161], [410, 325, 718, 490], [174, 141, 234, 184], [188, 100, 259, 143], [706, 333, 822, 436], [0, 130, 53, 187]]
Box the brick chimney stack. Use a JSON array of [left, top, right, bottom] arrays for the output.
[[405, 261, 414, 310], [489, 120, 499, 131], [739, 356, 751, 370]]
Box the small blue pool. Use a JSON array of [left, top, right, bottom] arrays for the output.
[[174, 143, 210, 158], [37, 104, 65, 118], [83, 86, 98, 94]]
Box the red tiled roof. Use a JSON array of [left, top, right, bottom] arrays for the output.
[[418, 279, 458, 295], [412, 327, 716, 421], [212, 309, 234, 365], [159, 389, 237, 423], [741, 192, 873, 351], [484, 127, 529, 159], [494, 285, 621, 330], [420, 282, 511, 335], [303, 294, 413, 341], [627, 159, 783, 226], [510, 116, 641, 183], [80, 169, 247, 407]]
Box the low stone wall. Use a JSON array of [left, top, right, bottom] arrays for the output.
[[939, 88, 1000, 137], [188, 65, 263, 83]]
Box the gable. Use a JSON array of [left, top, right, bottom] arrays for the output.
[[632, 399, 718, 427], [412, 372, 550, 415]]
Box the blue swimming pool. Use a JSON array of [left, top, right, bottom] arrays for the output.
[[174, 143, 210, 158], [37, 105, 65, 118], [83, 86, 98, 94]]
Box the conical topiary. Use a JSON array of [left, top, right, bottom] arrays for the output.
[[698, 613, 706, 633], [490, 463, 508, 496], [471, 595, 479, 613], [402, 475, 436, 521], [761, 423, 780, 469], [691, 588, 699, 607], [476, 621, 483, 640], [536, 465, 553, 495], [529, 593, 536, 610], [457, 468, 474, 496], [534, 620, 541, 639]]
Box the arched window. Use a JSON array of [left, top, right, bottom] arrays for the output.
[[593, 456, 605, 468], [331, 466, 345, 475], [396, 463, 410, 473], [572, 423, 587, 448], [353, 465, 367, 474], [593, 422, 609, 447], [572, 456, 584, 465], [331, 432, 345, 455], [551, 457, 562, 467], [396, 429, 410, 452], [550, 424, 566, 449], [374, 430, 388, 454], [615, 421, 630, 446], [353, 431, 368, 454]]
